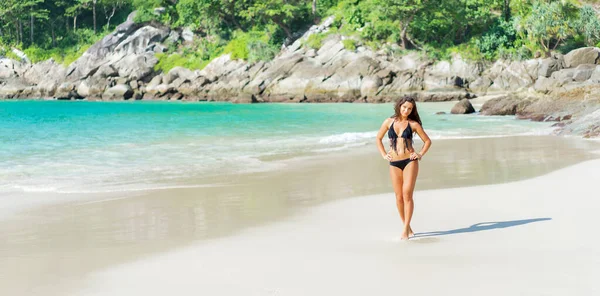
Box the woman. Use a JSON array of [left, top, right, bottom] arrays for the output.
[[376, 96, 432, 240]]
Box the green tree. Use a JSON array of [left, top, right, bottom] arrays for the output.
[[100, 0, 128, 30], [176, 0, 247, 34], [241, 0, 307, 40], [525, 1, 577, 55], [370, 0, 429, 49], [575, 5, 600, 46], [0, 0, 48, 45]]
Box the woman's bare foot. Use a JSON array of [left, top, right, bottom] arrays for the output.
[[409, 227, 415, 237], [401, 229, 410, 240]]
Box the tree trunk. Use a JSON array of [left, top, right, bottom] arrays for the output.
[[228, 15, 245, 32], [273, 19, 293, 41], [30, 14, 34, 45], [106, 6, 116, 30], [14, 22, 19, 44], [51, 23, 56, 47], [399, 13, 417, 49], [93, 0, 97, 34], [503, 0, 511, 22], [19, 20, 23, 45], [312, 0, 317, 17], [74, 16, 77, 32]]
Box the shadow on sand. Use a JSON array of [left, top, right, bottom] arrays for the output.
[[414, 218, 552, 238]]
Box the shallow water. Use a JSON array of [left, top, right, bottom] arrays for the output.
[[0, 100, 553, 195]]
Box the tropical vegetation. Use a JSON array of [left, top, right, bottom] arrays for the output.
[[1, 0, 600, 70]]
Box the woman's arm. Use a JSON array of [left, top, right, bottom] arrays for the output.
[[411, 122, 431, 160], [376, 119, 392, 161]]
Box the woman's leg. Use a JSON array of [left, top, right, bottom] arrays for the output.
[[401, 160, 419, 239], [389, 166, 405, 227], [390, 166, 414, 236]]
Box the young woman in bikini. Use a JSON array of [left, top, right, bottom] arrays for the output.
[[376, 96, 432, 240]]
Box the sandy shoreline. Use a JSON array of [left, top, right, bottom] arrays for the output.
[[78, 158, 600, 296], [1, 136, 599, 295]]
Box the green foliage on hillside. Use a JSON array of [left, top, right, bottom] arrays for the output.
[[2, 0, 600, 67]]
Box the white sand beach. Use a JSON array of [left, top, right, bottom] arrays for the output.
[[74, 159, 600, 296]]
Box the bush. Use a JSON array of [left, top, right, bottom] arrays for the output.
[[223, 30, 276, 61], [475, 19, 517, 60], [154, 52, 209, 72], [496, 45, 531, 61], [23, 47, 58, 63], [5, 50, 20, 61], [305, 33, 327, 50], [247, 40, 278, 63], [19, 29, 105, 66], [223, 33, 250, 60], [342, 38, 356, 50]]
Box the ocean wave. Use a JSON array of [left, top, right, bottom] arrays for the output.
[[0, 182, 231, 194], [318, 131, 376, 145]]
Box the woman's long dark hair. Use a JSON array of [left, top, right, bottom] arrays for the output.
[[391, 95, 422, 127]]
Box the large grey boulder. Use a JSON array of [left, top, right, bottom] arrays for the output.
[[550, 68, 577, 86], [177, 77, 210, 97], [572, 64, 597, 81], [94, 64, 119, 78], [315, 35, 345, 65], [427, 56, 485, 84], [77, 77, 108, 98], [589, 65, 600, 82], [199, 54, 247, 82], [103, 84, 133, 100], [538, 55, 565, 77], [564, 47, 600, 68], [0, 78, 27, 98], [469, 76, 492, 93], [488, 60, 535, 91], [54, 82, 80, 99], [164, 66, 195, 84], [451, 99, 475, 114], [66, 24, 169, 81], [23, 59, 66, 84], [0, 58, 24, 79], [534, 76, 559, 94], [114, 52, 158, 81], [37, 80, 59, 97], [360, 75, 383, 97], [258, 58, 325, 101], [480, 95, 536, 115], [376, 70, 423, 100], [423, 74, 463, 90]]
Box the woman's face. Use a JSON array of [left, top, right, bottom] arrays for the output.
[[400, 101, 414, 118]]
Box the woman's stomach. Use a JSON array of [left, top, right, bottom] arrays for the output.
[[388, 145, 415, 161]]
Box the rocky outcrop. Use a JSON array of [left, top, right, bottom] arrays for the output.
[[480, 94, 537, 116], [451, 99, 475, 114], [564, 47, 600, 68]]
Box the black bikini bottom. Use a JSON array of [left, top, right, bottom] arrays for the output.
[[389, 158, 415, 170]]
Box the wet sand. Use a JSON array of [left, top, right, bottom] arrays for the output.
[[0, 136, 599, 295], [78, 158, 600, 296]]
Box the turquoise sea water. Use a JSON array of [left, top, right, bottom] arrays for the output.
[[0, 101, 553, 193]]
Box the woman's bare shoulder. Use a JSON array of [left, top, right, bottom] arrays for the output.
[[408, 120, 422, 129]]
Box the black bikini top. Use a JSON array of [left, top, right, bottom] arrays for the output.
[[388, 120, 413, 153]]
